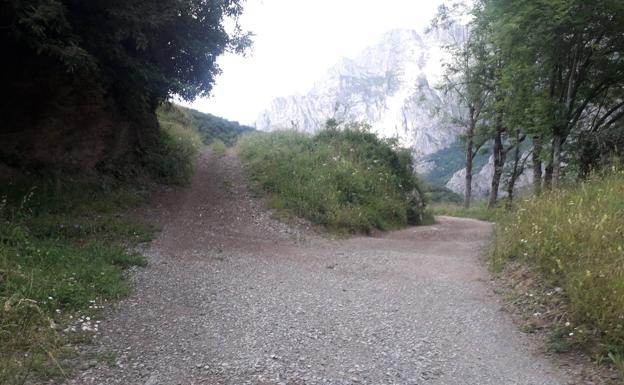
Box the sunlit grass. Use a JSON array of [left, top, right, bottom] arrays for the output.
[[490, 172, 624, 362], [237, 127, 431, 233]]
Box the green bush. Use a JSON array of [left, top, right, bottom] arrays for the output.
[[491, 172, 624, 358], [158, 104, 253, 146], [237, 125, 430, 233]]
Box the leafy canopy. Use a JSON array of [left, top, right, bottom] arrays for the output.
[[1, 0, 251, 103]]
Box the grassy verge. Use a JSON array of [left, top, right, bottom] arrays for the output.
[[0, 104, 202, 384], [0, 176, 156, 384], [490, 172, 624, 373], [237, 125, 431, 234], [430, 202, 504, 222]]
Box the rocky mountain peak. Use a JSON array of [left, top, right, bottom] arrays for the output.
[[255, 28, 461, 157]]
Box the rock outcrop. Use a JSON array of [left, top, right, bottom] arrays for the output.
[[446, 154, 535, 198], [255, 29, 461, 157], [256, 27, 535, 198]]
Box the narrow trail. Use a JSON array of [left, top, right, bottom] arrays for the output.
[[66, 150, 571, 385]]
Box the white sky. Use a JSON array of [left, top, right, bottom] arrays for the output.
[[186, 0, 444, 125]]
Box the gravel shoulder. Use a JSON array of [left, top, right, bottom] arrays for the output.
[[65, 149, 573, 385]]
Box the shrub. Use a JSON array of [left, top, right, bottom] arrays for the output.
[[237, 124, 430, 233], [491, 172, 624, 358]]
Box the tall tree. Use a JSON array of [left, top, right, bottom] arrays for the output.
[[475, 0, 624, 187], [432, 2, 490, 208]]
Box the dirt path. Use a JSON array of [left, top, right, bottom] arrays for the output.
[[66, 150, 572, 385]]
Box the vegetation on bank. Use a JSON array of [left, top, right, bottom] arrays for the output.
[[238, 125, 431, 233], [0, 105, 206, 384], [0, 177, 154, 384], [151, 104, 204, 185], [2, 1, 249, 174], [490, 172, 624, 366], [158, 104, 253, 148]]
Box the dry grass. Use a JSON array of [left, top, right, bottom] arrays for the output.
[[491, 172, 624, 368]]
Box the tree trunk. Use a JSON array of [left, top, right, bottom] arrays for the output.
[[506, 131, 522, 208], [532, 135, 542, 195], [552, 133, 563, 186], [488, 126, 505, 209], [543, 144, 554, 190], [464, 109, 476, 209]]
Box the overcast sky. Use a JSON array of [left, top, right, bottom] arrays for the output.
[[186, 0, 444, 125]]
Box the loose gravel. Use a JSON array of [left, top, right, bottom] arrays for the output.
[[63, 150, 572, 385]]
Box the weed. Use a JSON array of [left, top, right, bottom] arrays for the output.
[[222, 179, 233, 194], [608, 352, 624, 378], [94, 351, 117, 367]]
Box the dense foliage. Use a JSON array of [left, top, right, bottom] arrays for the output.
[[184, 108, 254, 146], [491, 172, 624, 359], [421, 141, 489, 188], [0, 0, 250, 170], [1, 0, 250, 102], [238, 125, 430, 233], [434, 0, 624, 207]]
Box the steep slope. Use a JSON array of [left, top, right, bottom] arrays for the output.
[[256, 29, 461, 157]]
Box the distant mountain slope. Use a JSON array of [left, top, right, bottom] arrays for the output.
[[255, 29, 462, 158], [254, 27, 534, 196], [420, 141, 490, 187]]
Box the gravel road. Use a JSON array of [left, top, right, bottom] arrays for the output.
[[65, 150, 572, 385]]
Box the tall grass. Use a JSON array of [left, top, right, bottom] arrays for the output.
[[149, 104, 203, 185], [237, 126, 430, 233], [491, 172, 624, 359]]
